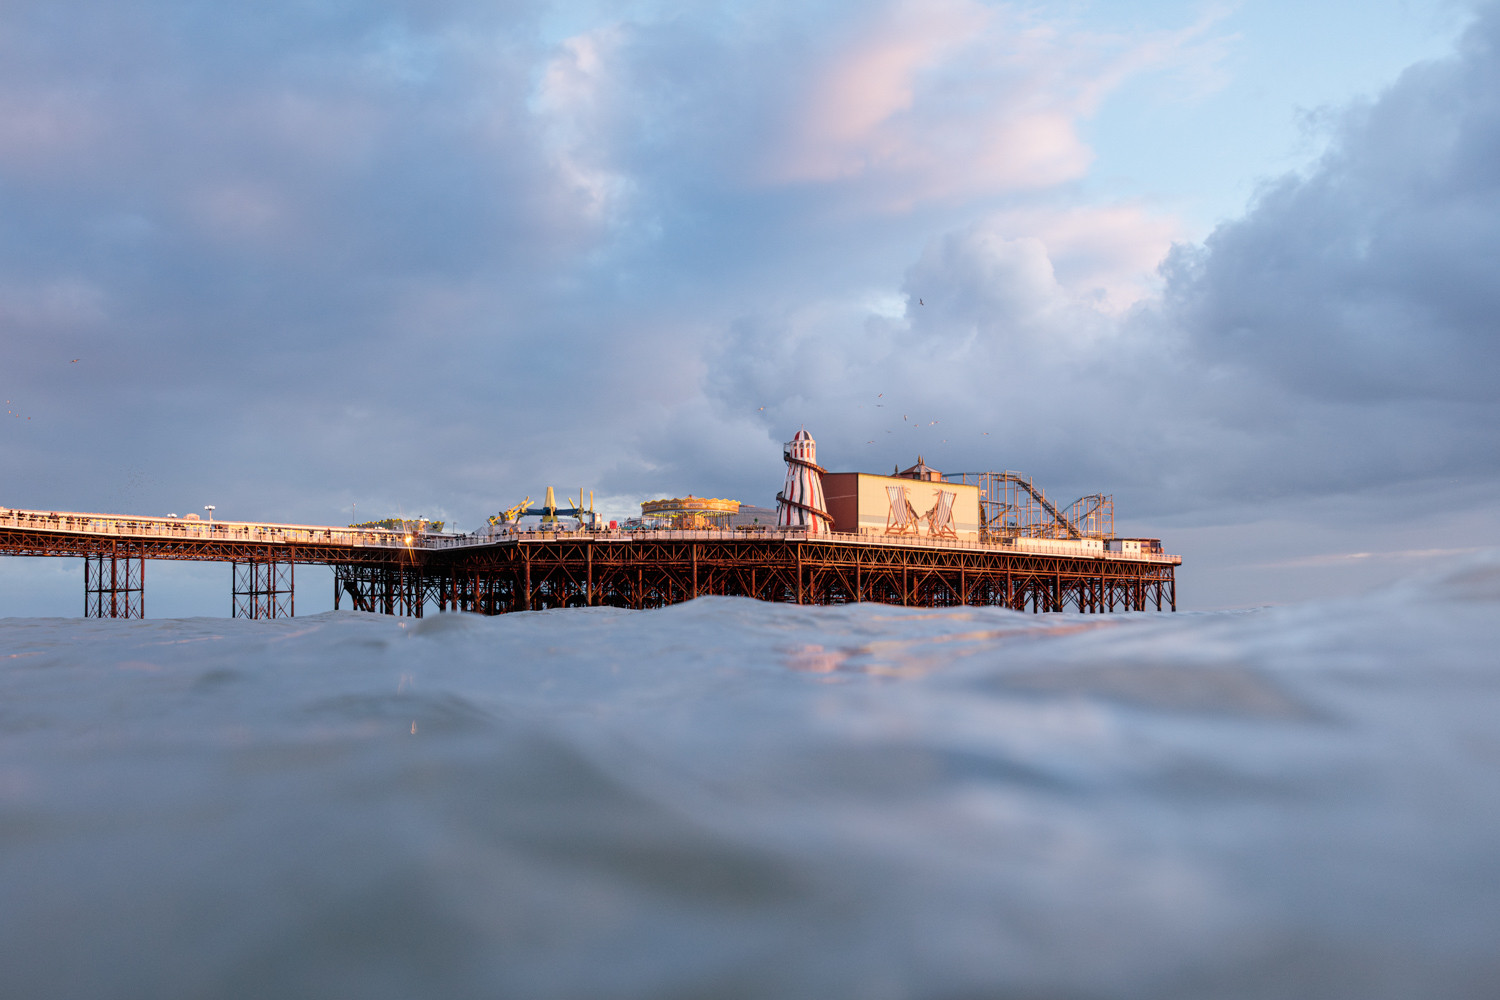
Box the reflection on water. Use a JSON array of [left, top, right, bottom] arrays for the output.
[[3, 554, 1500, 999]]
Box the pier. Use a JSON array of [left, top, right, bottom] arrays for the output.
[[0, 506, 1178, 618]]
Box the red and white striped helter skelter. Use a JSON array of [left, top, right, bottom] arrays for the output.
[[777, 428, 832, 532]]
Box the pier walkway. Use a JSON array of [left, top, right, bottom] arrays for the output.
[[1, 506, 1179, 618]]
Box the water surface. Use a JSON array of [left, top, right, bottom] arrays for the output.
[[4, 556, 1499, 998]]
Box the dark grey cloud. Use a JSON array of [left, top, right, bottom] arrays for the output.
[[0, 0, 624, 522], [1152, 3, 1500, 503], [1168, 5, 1500, 405]]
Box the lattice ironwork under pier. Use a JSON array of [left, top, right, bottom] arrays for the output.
[[84, 546, 144, 618], [440, 537, 1177, 616], [332, 563, 437, 617], [0, 508, 1178, 618], [233, 560, 294, 618]]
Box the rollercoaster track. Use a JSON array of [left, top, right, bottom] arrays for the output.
[[1004, 474, 1081, 539]]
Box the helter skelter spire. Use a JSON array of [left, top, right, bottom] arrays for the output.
[[777, 428, 832, 532]]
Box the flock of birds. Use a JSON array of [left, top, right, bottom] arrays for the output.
[[753, 293, 989, 449], [749, 290, 991, 455], [757, 381, 996, 453]]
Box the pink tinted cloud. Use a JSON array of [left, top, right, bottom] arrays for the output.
[[983, 203, 1187, 311], [762, 0, 1227, 209], [791, 0, 988, 157]]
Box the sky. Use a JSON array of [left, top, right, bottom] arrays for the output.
[[1, 0, 1496, 614]]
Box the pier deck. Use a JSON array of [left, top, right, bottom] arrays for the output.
[[1, 507, 1178, 617]]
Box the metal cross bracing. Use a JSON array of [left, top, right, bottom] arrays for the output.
[[84, 547, 144, 618], [434, 536, 1176, 615], [233, 560, 294, 618], [332, 563, 435, 617], [2, 509, 420, 619]]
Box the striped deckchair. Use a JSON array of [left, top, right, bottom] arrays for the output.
[[885, 485, 919, 534], [925, 490, 957, 539]]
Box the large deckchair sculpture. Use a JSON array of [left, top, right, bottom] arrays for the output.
[[885, 485, 920, 535], [924, 489, 958, 540]]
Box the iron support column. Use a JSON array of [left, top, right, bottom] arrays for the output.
[[796, 544, 803, 605], [523, 548, 532, 611]]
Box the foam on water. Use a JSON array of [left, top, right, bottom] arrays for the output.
[[4, 554, 1500, 999]]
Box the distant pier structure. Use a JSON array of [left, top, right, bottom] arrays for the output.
[[0, 431, 1178, 618]]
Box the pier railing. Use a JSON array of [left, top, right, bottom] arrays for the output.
[[1, 507, 1180, 563], [481, 526, 1181, 563], [0, 507, 415, 550]]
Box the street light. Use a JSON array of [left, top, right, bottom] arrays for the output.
[[204, 505, 215, 524]]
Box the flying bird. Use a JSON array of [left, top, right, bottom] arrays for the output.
[[70, 358, 81, 363], [918, 299, 924, 306]]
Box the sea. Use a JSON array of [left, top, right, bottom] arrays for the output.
[[3, 553, 1499, 1000]]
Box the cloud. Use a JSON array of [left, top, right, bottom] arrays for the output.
[[0, 89, 102, 171], [981, 203, 1185, 311], [2, 0, 1495, 563], [754, 0, 1228, 209], [661, 2, 1500, 517], [1108, 2, 1500, 510], [1168, 5, 1500, 405], [532, 24, 636, 223], [522, 0, 1229, 226], [0, 279, 107, 330], [673, 214, 1161, 509], [1250, 547, 1490, 570]]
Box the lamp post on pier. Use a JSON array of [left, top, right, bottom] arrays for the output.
[[204, 505, 215, 525]]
